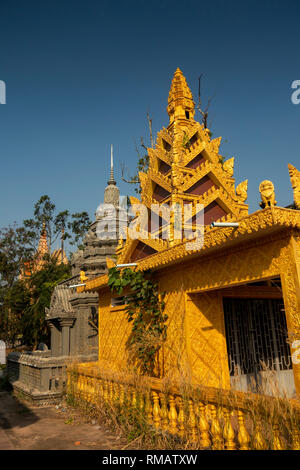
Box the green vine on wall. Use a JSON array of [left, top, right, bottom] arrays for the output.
[[108, 267, 167, 376]]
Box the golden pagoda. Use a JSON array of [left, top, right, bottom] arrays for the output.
[[20, 223, 68, 280], [117, 67, 248, 264]]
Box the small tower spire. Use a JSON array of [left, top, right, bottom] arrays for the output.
[[108, 144, 116, 185], [167, 67, 195, 126], [36, 220, 49, 268], [103, 144, 119, 207]]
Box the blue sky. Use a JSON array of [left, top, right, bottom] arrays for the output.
[[0, 0, 299, 236]]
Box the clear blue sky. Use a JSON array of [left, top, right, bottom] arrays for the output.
[[0, 0, 299, 231]]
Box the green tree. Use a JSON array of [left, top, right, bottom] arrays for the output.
[[67, 211, 91, 249], [0, 224, 35, 287], [0, 195, 91, 347], [23, 195, 92, 254], [22, 255, 71, 348], [0, 280, 31, 344]]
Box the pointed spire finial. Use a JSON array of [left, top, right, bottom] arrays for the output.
[[167, 67, 195, 124], [37, 219, 49, 259], [108, 144, 116, 185], [288, 163, 300, 208], [103, 143, 119, 206]]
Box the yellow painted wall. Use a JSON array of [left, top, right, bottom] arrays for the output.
[[98, 290, 131, 371], [97, 230, 300, 394]]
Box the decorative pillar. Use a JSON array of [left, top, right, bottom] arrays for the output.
[[59, 318, 74, 357], [69, 293, 99, 357], [48, 321, 60, 357], [48, 323, 55, 356]]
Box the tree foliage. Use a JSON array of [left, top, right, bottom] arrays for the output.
[[0, 195, 89, 348], [22, 255, 71, 348], [23, 195, 91, 253]]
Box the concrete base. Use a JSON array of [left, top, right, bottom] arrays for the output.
[[12, 380, 63, 406], [7, 351, 97, 405]]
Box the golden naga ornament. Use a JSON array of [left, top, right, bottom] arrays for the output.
[[80, 270, 88, 283], [129, 195, 141, 206], [106, 257, 116, 270], [116, 234, 124, 251], [236, 180, 248, 202], [259, 180, 277, 208], [223, 157, 235, 177], [288, 163, 300, 208]]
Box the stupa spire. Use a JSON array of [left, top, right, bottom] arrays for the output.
[[37, 220, 49, 261], [108, 144, 116, 185], [103, 144, 119, 206]]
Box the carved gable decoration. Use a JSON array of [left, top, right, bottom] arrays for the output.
[[117, 68, 249, 264]]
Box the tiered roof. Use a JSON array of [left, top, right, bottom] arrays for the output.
[[117, 68, 249, 264]]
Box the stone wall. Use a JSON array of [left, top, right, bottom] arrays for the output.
[[8, 351, 96, 404]]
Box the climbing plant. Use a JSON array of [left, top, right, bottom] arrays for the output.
[[108, 267, 167, 376]]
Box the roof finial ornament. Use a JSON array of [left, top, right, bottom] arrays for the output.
[[288, 163, 300, 208], [42, 217, 46, 235], [259, 180, 277, 209], [108, 144, 116, 185], [167, 67, 195, 125], [37, 217, 49, 260]]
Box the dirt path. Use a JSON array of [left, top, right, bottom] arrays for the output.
[[0, 391, 127, 450]]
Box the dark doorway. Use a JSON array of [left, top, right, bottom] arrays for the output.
[[223, 298, 295, 397]]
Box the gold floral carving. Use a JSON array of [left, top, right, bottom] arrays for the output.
[[223, 157, 235, 177], [236, 180, 248, 202], [80, 270, 88, 283], [106, 257, 116, 270]]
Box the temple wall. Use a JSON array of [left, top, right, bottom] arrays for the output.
[[97, 230, 300, 393], [98, 291, 131, 370], [155, 267, 229, 388]]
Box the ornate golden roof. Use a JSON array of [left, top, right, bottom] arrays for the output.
[[117, 68, 249, 264], [78, 72, 300, 296], [78, 206, 300, 293]]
